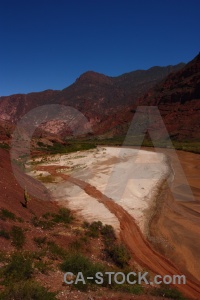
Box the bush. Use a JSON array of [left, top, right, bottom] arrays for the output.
[[1, 252, 33, 284], [10, 226, 26, 249], [101, 224, 116, 244], [0, 209, 16, 221], [33, 236, 47, 248], [85, 221, 103, 238], [0, 229, 10, 240], [47, 241, 67, 259], [151, 284, 186, 299], [106, 243, 131, 268], [31, 216, 54, 230], [60, 253, 105, 291], [114, 282, 143, 295], [51, 208, 74, 224], [0, 280, 57, 300]]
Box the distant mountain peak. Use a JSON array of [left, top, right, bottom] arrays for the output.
[[75, 71, 112, 85]]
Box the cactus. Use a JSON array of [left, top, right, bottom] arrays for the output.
[[24, 187, 30, 208]]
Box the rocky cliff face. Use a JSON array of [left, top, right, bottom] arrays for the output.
[[138, 53, 200, 140]]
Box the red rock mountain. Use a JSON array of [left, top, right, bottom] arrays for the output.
[[0, 55, 199, 141], [138, 53, 200, 140]]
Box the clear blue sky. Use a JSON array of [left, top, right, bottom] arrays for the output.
[[0, 0, 200, 96]]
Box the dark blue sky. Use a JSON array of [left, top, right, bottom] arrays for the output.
[[0, 0, 200, 96]]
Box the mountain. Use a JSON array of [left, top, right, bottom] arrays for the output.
[[138, 53, 200, 140], [0, 63, 185, 139], [1, 54, 200, 142]]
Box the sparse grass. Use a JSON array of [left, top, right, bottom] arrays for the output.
[[34, 260, 52, 274], [37, 140, 96, 155], [47, 241, 67, 260], [0, 252, 34, 285], [10, 226, 26, 249], [31, 216, 55, 230], [0, 280, 57, 300], [0, 208, 23, 223], [33, 236, 47, 247], [0, 209, 16, 221], [114, 282, 143, 295], [69, 236, 89, 252], [151, 284, 186, 299]]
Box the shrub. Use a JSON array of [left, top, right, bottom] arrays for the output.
[[86, 221, 103, 238], [35, 260, 51, 274], [106, 243, 131, 268], [1, 252, 33, 284], [51, 208, 74, 224], [114, 282, 143, 295], [33, 236, 47, 247], [47, 241, 67, 259], [10, 226, 26, 249], [60, 253, 105, 291], [0, 280, 57, 300], [101, 224, 116, 244], [31, 216, 54, 230], [151, 284, 186, 299], [0, 229, 10, 240], [0, 209, 16, 221]]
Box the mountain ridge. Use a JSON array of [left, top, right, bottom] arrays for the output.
[[0, 56, 199, 141]]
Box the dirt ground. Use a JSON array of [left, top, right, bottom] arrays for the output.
[[37, 147, 200, 300]]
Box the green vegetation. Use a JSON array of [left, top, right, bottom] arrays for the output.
[[31, 216, 55, 230], [0, 280, 57, 300], [33, 236, 47, 247], [84, 220, 103, 238], [0, 143, 10, 150], [101, 224, 116, 244], [0, 209, 16, 221], [60, 252, 105, 291], [82, 221, 130, 268], [151, 284, 186, 300], [51, 207, 74, 224], [105, 243, 131, 269], [10, 226, 26, 249], [32, 208, 73, 230], [46, 241, 67, 260], [60, 252, 142, 294], [0, 252, 33, 285], [63, 136, 200, 154], [0, 208, 23, 223], [0, 229, 10, 240], [37, 140, 96, 155], [0, 250, 57, 299]]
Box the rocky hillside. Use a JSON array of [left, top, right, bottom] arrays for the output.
[[138, 53, 200, 140], [0, 63, 184, 139]]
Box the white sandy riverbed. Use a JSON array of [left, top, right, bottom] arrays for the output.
[[27, 147, 171, 234]]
